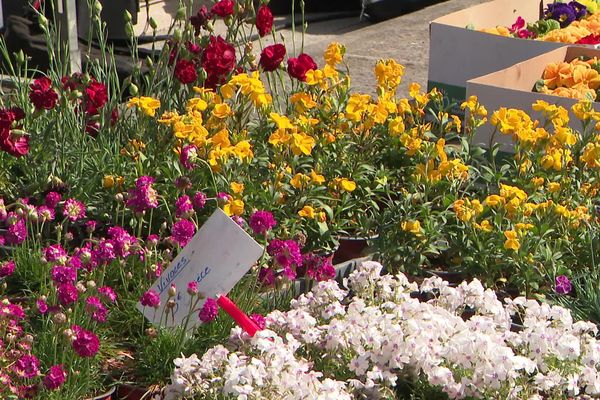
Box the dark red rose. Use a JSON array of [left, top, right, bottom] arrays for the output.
[[84, 81, 108, 115], [256, 5, 273, 37], [259, 44, 286, 72], [190, 5, 211, 35], [211, 0, 234, 18], [287, 53, 317, 82], [577, 34, 600, 44], [202, 35, 236, 85], [29, 77, 58, 110], [174, 59, 198, 84]]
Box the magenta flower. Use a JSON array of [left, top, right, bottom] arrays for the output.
[[92, 239, 116, 265], [187, 281, 198, 295], [98, 286, 117, 303], [193, 191, 207, 209], [267, 239, 302, 269], [43, 244, 68, 264], [107, 226, 137, 258], [302, 253, 336, 282], [71, 327, 100, 357], [171, 219, 196, 247], [43, 364, 67, 390], [85, 296, 108, 322], [36, 298, 49, 314], [140, 289, 161, 308], [175, 195, 194, 218], [249, 210, 277, 236], [199, 297, 219, 322], [250, 313, 266, 330], [37, 205, 55, 222], [85, 220, 97, 233], [555, 275, 572, 295], [6, 218, 27, 245], [258, 267, 275, 286], [56, 283, 79, 305], [13, 354, 40, 379], [50, 265, 77, 284], [45, 192, 62, 209], [126, 176, 159, 213], [0, 260, 15, 278], [63, 198, 86, 222], [180, 144, 198, 170]]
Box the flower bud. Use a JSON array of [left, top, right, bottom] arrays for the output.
[[53, 313, 67, 324], [14, 50, 25, 65], [76, 282, 87, 293], [115, 193, 124, 202], [145, 328, 157, 338], [149, 17, 158, 30], [86, 280, 97, 289], [168, 284, 177, 297], [125, 23, 134, 39], [175, 7, 186, 20], [126, 271, 133, 279], [173, 28, 182, 42], [124, 10, 132, 23], [38, 15, 49, 31], [129, 83, 139, 96]]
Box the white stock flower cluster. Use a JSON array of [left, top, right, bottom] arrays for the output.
[[163, 261, 600, 399]]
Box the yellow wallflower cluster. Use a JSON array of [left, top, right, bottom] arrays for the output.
[[268, 113, 316, 156], [374, 59, 405, 94], [220, 72, 272, 107], [414, 139, 469, 183], [127, 96, 161, 117], [400, 220, 422, 237]]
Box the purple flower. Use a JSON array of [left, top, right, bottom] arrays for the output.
[[71, 327, 100, 357], [231, 215, 245, 228], [43, 244, 68, 264], [45, 192, 62, 209], [43, 364, 67, 390], [85, 296, 108, 322], [199, 297, 219, 322], [249, 210, 277, 236], [555, 275, 572, 295], [179, 144, 198, 170], [56, 283, 79, 305], [175, 195, 194, 218], [140, 289, 161, 308], [63, 198, 86, 222], [302, 253, 336, 282], [107, 226, 137, 258], [544, 2, 578, 27], [267, 239, 302, 269], [193, 192, 207, 209], [0, 260, 15, 278], [171, 219, 196, 247], [13, 355, 40, 379], [98, 286, 117, 303], [50, 265, 77, 284]]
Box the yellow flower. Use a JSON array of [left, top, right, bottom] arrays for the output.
[[547, 182, 561, 193], [223, 198, 244, 216], [474, 220, 493, 232], [270, 113, 294, 130], [233, 140, 253, 161], [453, 199, 482, 222], [401, 220, 422, 236], [503, 230, 520, 251], [374, 59, 405, 92], [230, 182, 244, 195], [211, 129, 231, 149], [324, 42, 344, 66], [212, 103, 231, 119], [290, 92, 317, 114], [309, 170, 325, 185], [305, 69, 327, 88], [290, 132, 316, 156], [298, 205, 316, 219], [531, 177, 545, 187], [269, 129, 291, 147], [102, 175, 115, 189], [485, 194, 505, 207], [388, 117, 405, 136], [127, 96, 160, 117], [581, 142, 600, 168], [186, 98, 208, 113], [345, 94, 371, 122], [158, 111, 181, 125], [291, 173, 310, 190], [515, 223, 534, 233], [339, 178, 356, 192]]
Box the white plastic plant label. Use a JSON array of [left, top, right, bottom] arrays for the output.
[[137, 208, 264, 329]]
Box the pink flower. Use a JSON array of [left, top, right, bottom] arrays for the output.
[[174, 59, 198, 85], [171, 219, 196, 247], [0, 260, 15, 278], [258, 267, 275, 286], [56, 283, 79, 305], [85, 296, 108, 322], [287, 53, 317, 82], [45, 192, 62, 209], [37, 205, 55, 221], [199, 297, 219, 322], [36, 298, 49, 314], [43, 365, 66, 390], [13, 355, 40, 379], [98, 286, 117, 303], [193, 192, 207, 209], [50, 265, 77, 284], [180, 144, 198, 170], [175, 195, 194, 219], [256, 5, 274, 37], [555, 275, 572, 295], [63, 198, 86, 222], [140, 289, 161, 308], [249, 210, 277, 236], [187, 281, 198, 295], [126, 176, 159, 213], [250, 313, 266, 329], [107, 226, 137, 258], [267, 239, 302, 269], [43, 244, 68, 264], [6, 218, 27, 245], [71, 327, 100, 357]]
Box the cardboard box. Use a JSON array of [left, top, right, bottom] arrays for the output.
[[428, 0, 564, 107], [466, 46, 600, 152]]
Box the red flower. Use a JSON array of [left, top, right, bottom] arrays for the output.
[[287, 53, 317, 82], [0, 107, 28, 157], [259, 44, 286, 72], [211, 0, 234, 17], [174, 59, 198, 84], [29, 77, 58, 110], [71, 326, 100, 357], [202, 36, 236, 88], [84, 81, 108, 115], [577, 34, 600, 44], [190, 5, 211, 35], [256, 5, 274, 37]]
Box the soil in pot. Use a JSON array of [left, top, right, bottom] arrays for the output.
[[117, 383, 161, 400], [333, 234, 378, 265], [85, 386, 116, 400]]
